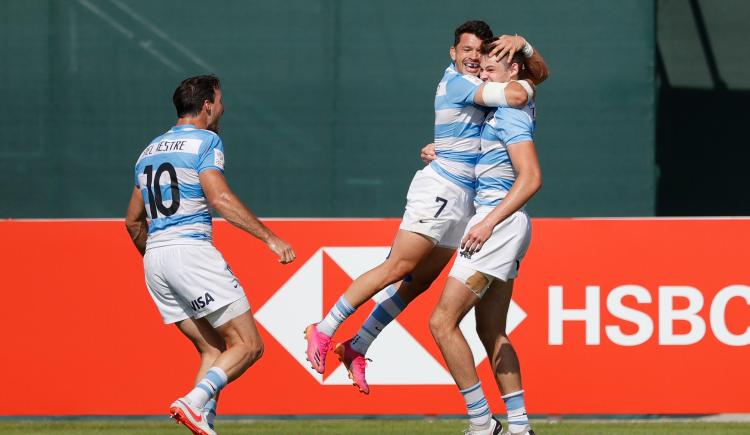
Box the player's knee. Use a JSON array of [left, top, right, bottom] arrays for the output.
[[408, 275, 433, 293], [478, 327, 510, 352], [230, 339, 263, 367], [199, 346, 223, 362], [475, 322, 506, 343], [243, 338, 264, 364], [382, 258, 416, 283], [429, 309, 450, 342], [252, 340, 264, 361]]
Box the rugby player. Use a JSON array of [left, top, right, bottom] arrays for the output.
[[304, 20, 548, 395], [125, 75, 295, 435], [430, 40, 541, 435]]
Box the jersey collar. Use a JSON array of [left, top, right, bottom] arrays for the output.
[[168, 124, 197, 133]]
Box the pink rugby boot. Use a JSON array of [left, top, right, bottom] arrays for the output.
[[304, 324, 332, 374], [334, 339, 370, 394]]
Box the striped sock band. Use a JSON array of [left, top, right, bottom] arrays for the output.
[[350, 285, 406, 355], [317, 295, 356, 337], [460, 381, 491, 428], [502, 389, 530, 433], [185, 367, 228, 408]]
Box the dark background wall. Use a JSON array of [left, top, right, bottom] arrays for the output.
[[656, 0, 750, 215], [2, 0, 657, 218]]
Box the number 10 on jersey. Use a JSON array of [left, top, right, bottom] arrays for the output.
[[143, 163, 181, 218]]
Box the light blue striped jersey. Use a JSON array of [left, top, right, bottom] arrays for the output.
[[475, 101, 536, 212], [133, 124, 225, 249], [430, 63, 488, 191]]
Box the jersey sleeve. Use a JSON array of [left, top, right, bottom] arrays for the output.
[[197, 135, 225, 173], [444, 74, 482, 105], [498, 109, 534, 146], [133, 160, 143, 187]]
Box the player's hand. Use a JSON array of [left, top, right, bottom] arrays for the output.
[[460, 221, 493, 255], [267, 236, 296, 264], [420, 143, 436, 164], [489, 34, 526, 62]]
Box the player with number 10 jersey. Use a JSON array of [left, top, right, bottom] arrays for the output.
[[126, 75, 295, 435]]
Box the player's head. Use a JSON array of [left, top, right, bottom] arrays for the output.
[[479, 38, 524, 83], [450, 20, 493, 76], [173, 74, 224, 133]]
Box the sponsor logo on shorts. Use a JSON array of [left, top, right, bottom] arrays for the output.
[[459, 249, 473, 259], [190, 292, 215, 312]]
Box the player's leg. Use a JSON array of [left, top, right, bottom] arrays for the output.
[[171, 299, 261, 435], [176, 317, 227, 383], [174, 317, 226, 430], [396, 244, 458, 304], [307, 167, 469, 374], [144, 247, 221, 434], [167, 245, 259, 435], [340, 229, 435, 308], [430, 272, 501, 433], [336, 245, 456, 393], [475, 279, 532, 435], [349, 245, 456, 354], [306, 229, 434, 373]]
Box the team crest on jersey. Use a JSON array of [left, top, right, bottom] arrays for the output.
[[214, 149, 225, 170]]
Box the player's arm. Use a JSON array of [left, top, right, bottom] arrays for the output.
[[200, 169, 295, 264], [461, 141, 542, 254], [125, 186, 148, 256], [520, 50, 549, 85], [473, 80, 531, 109], [490, 35, 550, 85], [447, 69, 529, 109]]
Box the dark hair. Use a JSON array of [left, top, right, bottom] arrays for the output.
[[172, 75, 221, 118], [481, 37, 525, 67], [453, 20, 493, 46]]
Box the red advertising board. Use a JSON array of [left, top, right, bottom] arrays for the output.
[[0, 218, 748, 415]]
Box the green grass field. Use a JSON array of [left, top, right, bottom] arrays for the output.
[[2, 420, 749, 434]]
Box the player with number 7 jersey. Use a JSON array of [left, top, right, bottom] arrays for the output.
[[304, 20, 548, 398]]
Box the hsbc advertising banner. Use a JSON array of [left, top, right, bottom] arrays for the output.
[[0, 218, 748, 415]]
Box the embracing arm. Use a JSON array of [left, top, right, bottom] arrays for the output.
[[474, 80, 531, 109], [521, 50, 549, 85], [125, 187, 148, 256], [200, 169, 295, 264], [461, 140, 542, 253], [490, 35, 549, 85], [482, 140, 542, 226]]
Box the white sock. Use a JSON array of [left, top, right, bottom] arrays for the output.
[[317, 295, 355, 337], [460, 381, 491, 428], [350, 285, 406, 355], [184, 367, 228, 408]]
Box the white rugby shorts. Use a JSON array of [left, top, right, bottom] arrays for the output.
[[143, 243, 248, 325], [399, 165, 475, 249], [449, 209, 531, 294]]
